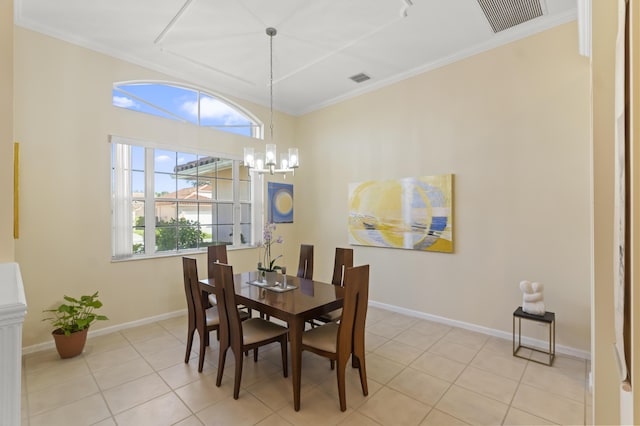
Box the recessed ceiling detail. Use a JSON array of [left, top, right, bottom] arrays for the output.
[[476, 0, 544, 33], [15, 0, 575, 115]]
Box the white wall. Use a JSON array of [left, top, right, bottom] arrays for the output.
[[296, 22, 591, 352]]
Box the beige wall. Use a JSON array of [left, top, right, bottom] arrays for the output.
[[14, 22, 592, 357], [13, 27, 298, 347], [297, 22, 591, 352], [0, 0, 14, 262]]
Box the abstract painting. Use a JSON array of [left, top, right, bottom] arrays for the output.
[[268, 182, 293, 223], [348, 174, 453, 253]]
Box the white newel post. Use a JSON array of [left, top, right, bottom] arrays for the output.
[[0, 263, 27, 426]]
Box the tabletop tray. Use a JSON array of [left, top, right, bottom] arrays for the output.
[[247, 280, 297, 292]]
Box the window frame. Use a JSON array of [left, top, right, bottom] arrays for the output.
[[110, 135, 254, 261]]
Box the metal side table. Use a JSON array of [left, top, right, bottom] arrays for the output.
[[513, 306, 555, 366]]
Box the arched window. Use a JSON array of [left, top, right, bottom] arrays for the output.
[[112, 81, 262, 138]]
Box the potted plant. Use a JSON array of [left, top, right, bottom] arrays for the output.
[[258, 222, 283, 285], [42, 291, 108, 359]]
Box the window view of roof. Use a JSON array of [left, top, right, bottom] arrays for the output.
[[112, 82, 260, 137]]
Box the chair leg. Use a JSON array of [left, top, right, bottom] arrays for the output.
[[254, 348, 259, 362], [216, 347, 228, 387], [197, 330, 206, 373], [330, 360, 335, 370], [280, 336, 288, 378], [232, 347, 243, 399], [355, 354, 368, 396], [336, 358, 348, 412], [184, 328, 195, 363]]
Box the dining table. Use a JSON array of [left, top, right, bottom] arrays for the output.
[[200, 271, 344, 411]]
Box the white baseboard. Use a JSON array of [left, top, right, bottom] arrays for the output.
[[22, 309, 187, 355], [24, 301, 591, 361], [369, 300, 591, 361]]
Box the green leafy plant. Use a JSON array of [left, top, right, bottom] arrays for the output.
[[43, 291, 109, 336]]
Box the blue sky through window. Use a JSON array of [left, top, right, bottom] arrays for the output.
[[112, 82, 257, 137]]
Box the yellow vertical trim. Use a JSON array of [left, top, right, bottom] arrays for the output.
[[13, 142, 19, 239]]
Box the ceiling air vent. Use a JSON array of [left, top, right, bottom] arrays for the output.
[[476, 0, 544, 33], [349, 73, 371, 83]]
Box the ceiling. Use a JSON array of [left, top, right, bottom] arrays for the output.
[[15, 0, 578, 115]]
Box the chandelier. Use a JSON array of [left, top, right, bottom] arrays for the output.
[[244, 27, 299, 176]]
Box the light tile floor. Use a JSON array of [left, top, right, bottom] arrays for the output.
[[21, 307, 592, 425]]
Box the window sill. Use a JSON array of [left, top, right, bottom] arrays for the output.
[[111, 245, 258, 263]]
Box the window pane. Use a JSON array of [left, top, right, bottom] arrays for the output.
[[112, 89, 182, 122], [156, 225, 178, 252], [155, 173, 177, 198], [132, 170, 145, 196], [178, 226, 200, 249], [198, 203, 213, 225], [197, 178, 213, 199], [131, 145, 145, 171], [199, 93, 251, 129], [177, 152, 198, 170], [133, 199, 145, 254], [176, 176, 196, 199], [155, 150, 176, 173], [239, 180, 250, 201], [218, 203, 233, 224], [133, 227, 145, 254], [217, 225, 233, 244], [156, 202, 177, 224], [177, 202, 198, 224], [133, 201, 145, 226], [240, 224, 251, 245], [240, 203, 251, 223], [200, 225, 213, 246], [114, 84, 199, 124], [218, 179, 233, 200]]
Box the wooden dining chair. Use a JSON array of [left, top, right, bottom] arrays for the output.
[[182, 257, 221, 372], [183, 257, 249, 372], [206, 244, 253, 317], [212, 262, 289, 399], [206, 244, 228, 307], [296, 244, 314, 280], [311, 248, 354, 327], [300, 264, 369, 411]]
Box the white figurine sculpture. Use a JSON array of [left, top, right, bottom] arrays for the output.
[[520, 280, 545, 316]]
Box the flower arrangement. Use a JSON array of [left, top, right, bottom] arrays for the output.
[[259, 222, 283, 272]]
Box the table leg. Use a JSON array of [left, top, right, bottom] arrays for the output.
[[289, 316, 304, 411]]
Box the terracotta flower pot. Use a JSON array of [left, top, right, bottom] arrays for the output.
[[52, 327, 88, 359]]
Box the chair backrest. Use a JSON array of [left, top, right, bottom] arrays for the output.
[[336, 265, 369, 360], [207, 244, 229, 279], [211, 262, 242, 347], [331, 248, 354, 286], [183, 257, 203, 327], [297, 244, 314, 279]]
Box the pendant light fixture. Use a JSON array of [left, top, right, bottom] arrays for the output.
[[244, 27, 299, 176]]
